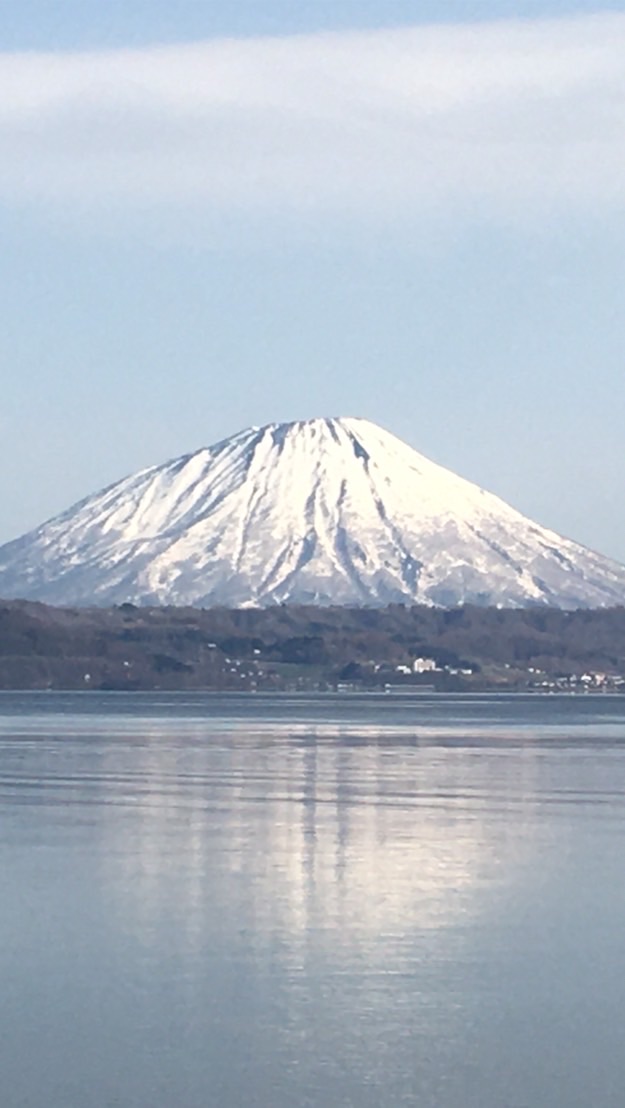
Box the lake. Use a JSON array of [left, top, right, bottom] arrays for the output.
[[2, 691, 625, 1108]]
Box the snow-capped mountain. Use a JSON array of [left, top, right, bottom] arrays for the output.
[[1, 417, 624, 609]]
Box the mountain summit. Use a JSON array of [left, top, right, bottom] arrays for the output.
[[1, 417, 624, 608]]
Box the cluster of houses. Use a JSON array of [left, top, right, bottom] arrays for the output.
[[526, 667, 625, 692], [392, 657, 474, 678]]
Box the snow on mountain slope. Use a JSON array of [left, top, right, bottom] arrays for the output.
[[1, 417, 624, 608]]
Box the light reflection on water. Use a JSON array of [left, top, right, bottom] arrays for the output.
[[1, 693, 625, 1108]]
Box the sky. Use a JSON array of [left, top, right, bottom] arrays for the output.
[[2, 1, 625, 562]]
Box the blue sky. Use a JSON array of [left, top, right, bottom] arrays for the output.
[[4, 1, 624, 47], [2, 1, 625, 564]]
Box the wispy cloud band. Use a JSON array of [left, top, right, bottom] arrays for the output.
[[1, 14, 625, 218]]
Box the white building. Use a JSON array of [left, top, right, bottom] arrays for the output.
[[413, 657, 438, 674]]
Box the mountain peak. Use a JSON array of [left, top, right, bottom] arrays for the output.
[[1, 418, 624, 609]]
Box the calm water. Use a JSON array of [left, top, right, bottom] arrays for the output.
[[2, 692, 625, 1108]]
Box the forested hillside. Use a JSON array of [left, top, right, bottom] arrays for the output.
[[1, 600, 625, 691]]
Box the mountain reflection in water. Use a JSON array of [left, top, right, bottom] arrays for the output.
[[2, 692, 625, 1108]]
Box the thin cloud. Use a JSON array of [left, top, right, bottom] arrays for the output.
[[1, 13, 625, 218]]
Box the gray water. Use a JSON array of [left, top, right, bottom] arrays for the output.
[[2, 691, 625, 1108]]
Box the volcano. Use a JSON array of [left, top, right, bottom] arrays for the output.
[[1, 417, 624, 609]]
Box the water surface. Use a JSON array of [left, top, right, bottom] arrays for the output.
[[2, 692, 625, 1107]]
